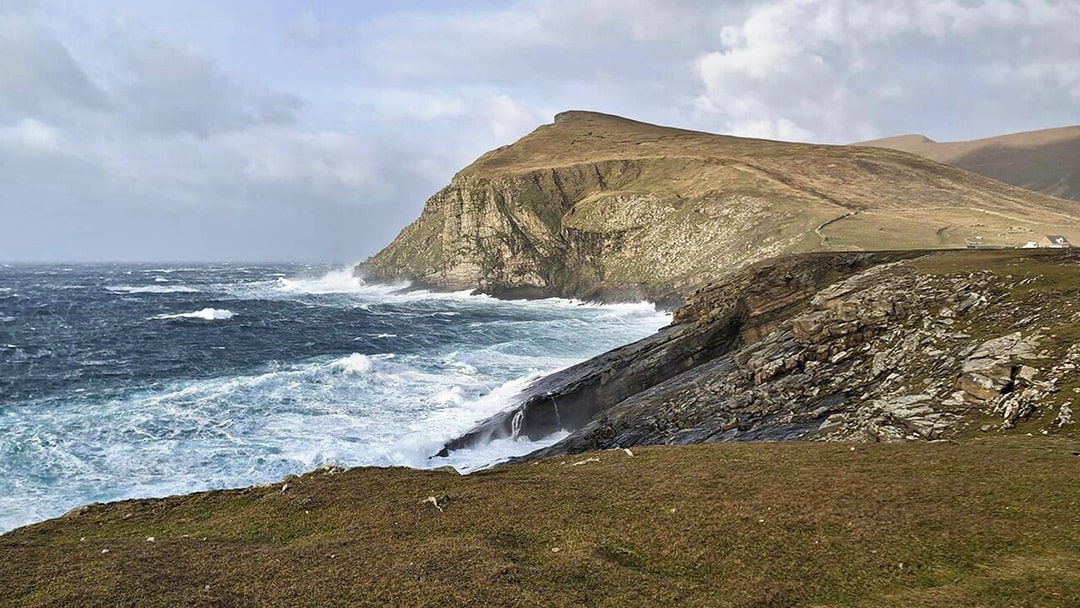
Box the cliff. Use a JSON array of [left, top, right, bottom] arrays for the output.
[[860, 126, 1080, 202], [362, 111, 1080, 300], [437, 248, 1079, 460]]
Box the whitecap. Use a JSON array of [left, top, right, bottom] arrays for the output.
[[152, 308, 234, 321], [276, 267, 410, 295], [330, 353, 375, 374], [108, 285, 200, 294]]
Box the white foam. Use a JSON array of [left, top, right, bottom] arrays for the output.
[[330, 353, 374, 374], [276, 267, 410, 295], [223, 267, 674, 332], [0, 269, 675, 534], [108, 285, 200, 294], [152, 308, 234, 321]]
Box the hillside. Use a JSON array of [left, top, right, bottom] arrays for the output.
[[362, 111, 1080, 300], [860, 126, 1080, 202]]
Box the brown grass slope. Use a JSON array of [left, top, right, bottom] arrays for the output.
[[860, 126, 1080, 202], [364, 111, 1080, 299], [2, 438, 1077, 608]]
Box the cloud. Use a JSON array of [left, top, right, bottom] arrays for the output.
[[224, 129, 388, 199], [0, 11, 109, 120], [3, 0, 1079, 262], [481, 94, 542, 142], [692, 0, 1080, 142], [118, 39, 301, 137], [0, 118, 64, 155], [355, 89, 469, 123]]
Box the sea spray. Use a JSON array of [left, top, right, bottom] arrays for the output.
[[0, 263, 670, 533], [511, 409, 525, 439]]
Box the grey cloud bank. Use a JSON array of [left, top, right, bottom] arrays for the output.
[[1, 0, 1077, 262]]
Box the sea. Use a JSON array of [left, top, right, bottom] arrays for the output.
[[0, 264, 669, 533]]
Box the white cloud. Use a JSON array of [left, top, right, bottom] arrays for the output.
[[225, 129, 386, 197], [0, 118, 64, 154], [482, 94, 542, 142], [694, 0, 867, 141], [692, 0, 1080, 142], [356, 89, 469, 123], [3, 0, 1080, 261]]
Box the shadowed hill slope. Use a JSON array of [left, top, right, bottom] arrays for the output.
[[363, 111, 1080, 300], [860, 126, 1080, 202]]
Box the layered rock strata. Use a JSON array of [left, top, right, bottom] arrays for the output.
[[437, 249, 1080, 461]]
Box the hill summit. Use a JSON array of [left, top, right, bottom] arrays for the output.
[[363, 111, 1080, 300]]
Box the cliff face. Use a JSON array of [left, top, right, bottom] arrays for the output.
[[363, 111, 1080, 300], [437, 249, 1080, 460]]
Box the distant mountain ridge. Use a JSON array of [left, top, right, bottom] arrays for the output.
[[362, 111, 1080, 300], [858, 126, 1080, 202]]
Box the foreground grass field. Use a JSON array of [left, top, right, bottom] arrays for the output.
[[2, 437, 1078, 607]]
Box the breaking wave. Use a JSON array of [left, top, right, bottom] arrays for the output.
[[0, 262, 671, 533], [330, 353, 375, 374], [152, 308, 234, 321]]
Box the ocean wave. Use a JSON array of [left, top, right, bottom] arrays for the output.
[[224, 267, 673, 327], [275, 267, 411, 295], [330, 353, 375, 374], [0, 263, 674, 533], [108, 285, 200, 294], [152, 308, 234, 321]]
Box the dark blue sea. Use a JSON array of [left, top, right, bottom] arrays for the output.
[[0, 264, 668, 532]]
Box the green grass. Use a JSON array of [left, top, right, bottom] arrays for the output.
[[3, 438, 1078, 607]]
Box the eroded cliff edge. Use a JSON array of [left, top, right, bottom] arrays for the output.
[[361, 111, 1080, 300], [437, 249, 1079, 460]]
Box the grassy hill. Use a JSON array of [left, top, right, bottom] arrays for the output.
[[2, 437, 1077, 607], [363, 111, 1080, 300], [859, 126, 1080, 202]]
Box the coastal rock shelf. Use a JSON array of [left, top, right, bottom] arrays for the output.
[[438, 249, 1080, 460]]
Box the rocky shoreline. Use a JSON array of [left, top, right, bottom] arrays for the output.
[[436, 248, 1079, 462]]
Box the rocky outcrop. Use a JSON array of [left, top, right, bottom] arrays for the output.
[[435, 248, 1080, 461], [363, 111, 1080, 300], [958, 333, 1040, 401]]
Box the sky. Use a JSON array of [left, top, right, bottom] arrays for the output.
[[1, 0, 1078, 263]]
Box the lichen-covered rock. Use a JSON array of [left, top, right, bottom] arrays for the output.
[[959, 332, 1041, 402], [1055, 402, 1075, 427]]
